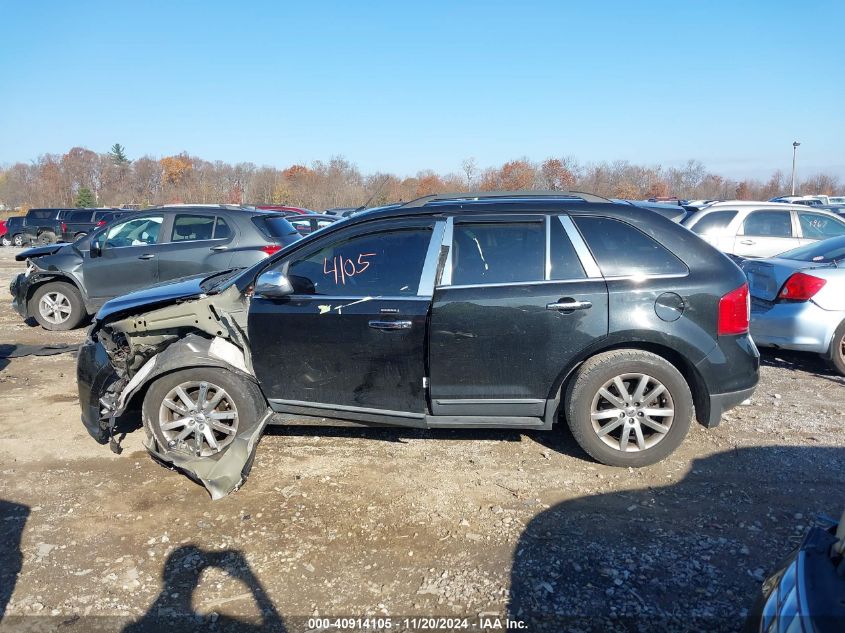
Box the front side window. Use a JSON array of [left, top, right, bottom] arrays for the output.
[[171, 214, 216, 242], [286, 227, 432, 296], [451, 222, 544, 285], [798, 212, 845, 240], [690, 210, 738, 235], [573, 216, 687, 277], [102, 216, 163, 248], [742, 211, 793, 237]]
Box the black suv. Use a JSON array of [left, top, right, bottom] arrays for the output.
[[61, 208, 132, 242], [2, 216, 27, 247], [77, 192, 760, 498], [10, 205, 301, 330]]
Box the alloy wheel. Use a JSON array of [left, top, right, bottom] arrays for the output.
[[38, 291, 72, 325], [589, 373, 675, 452], [13, 235, 24, 247], [157, 381, 239, 457]]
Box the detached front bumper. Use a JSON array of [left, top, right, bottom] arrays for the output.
[[77, 333, 120, 443], [750, 300, 844, 354], [9, 272, 31, 319]]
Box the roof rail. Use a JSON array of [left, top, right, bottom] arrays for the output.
[[401, 190, 612, 208]]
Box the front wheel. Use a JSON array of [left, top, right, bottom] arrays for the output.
[[37, 231, 57, 245], [142, 367, 266, 460], [1, 235, 10, 247], [564, 349, 693, 467], [29, 281, 86, 330], [13, 234, 24, 247]]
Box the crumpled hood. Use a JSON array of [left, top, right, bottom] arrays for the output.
[[15, 243, 71, 262], [96, 274, 210, 321]]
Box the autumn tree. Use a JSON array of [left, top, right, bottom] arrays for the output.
[[540, 158, 576, 191], [160, 153, 193, 186]]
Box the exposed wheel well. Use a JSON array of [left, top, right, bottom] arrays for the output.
[[552, 341, 710, 427]]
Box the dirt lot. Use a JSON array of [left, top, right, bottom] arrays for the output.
[[0, 245, 843, 632]]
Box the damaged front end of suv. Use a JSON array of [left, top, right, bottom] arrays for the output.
[[77, 271, 271, 499]]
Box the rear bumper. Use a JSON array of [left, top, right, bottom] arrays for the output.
[[695, 334, 760, 428], [750, 300, 843, 354]]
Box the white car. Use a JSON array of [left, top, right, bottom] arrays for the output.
[[682, 201, 845, 258]]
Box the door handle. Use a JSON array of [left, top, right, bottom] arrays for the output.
[[211, 245, 228, 251], [368, 320, 412, 330], [138, 253, 155, 260], [740, 240, 756, 245], [546, 300, 592, 312]]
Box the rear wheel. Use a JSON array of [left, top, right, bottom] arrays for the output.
[[13, 234, 24, 247], [143, 367, 266, 460], [564, 349, 693, 467], [29, 281, 85, 330], [37, 231, 57, 245], [828, 322, 845, 376]]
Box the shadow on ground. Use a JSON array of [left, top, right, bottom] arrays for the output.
[[508, 445, 844, 632], [0, 500, 30, 620]]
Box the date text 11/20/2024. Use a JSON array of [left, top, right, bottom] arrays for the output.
[[305, 617, 528, 630]]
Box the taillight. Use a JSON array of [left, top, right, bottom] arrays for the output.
[[777, 272, 826, 302], [96, 220, 107, 227], [718, 283, 750, 336], [61, 222, 67, 232], [260, 244, 282, 256]]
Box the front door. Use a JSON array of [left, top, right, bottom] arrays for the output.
[[428, 215, 609, 418], [83, 214, 165, 301], [249, 219, 440, 418]]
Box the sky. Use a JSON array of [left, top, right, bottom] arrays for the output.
[[1, 0, 844, 181]]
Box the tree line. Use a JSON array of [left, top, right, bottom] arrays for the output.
[[0, 144, 840, 215]]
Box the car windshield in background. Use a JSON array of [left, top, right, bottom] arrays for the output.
[[778, 235, 845, 264], [251, 215, 299, 240]]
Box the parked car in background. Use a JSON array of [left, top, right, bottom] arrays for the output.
[[60, 208, 132, 242], [76, 191, 759, 497], [744, 508, 845, 632], [1, 216, 27, 246], [21, 208, 75, 245], [818, 204, 845, 217], [682, 201, 845, 258], [614, 199, 688, 222], [10, 205, 301, 330], [770, 195, 830, 206], [324, 207, 358, 216], [742, 235, 845, 375], [283, 212, 339, 235], [0, 220, 6, 243]]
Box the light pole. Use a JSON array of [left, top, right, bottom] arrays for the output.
[[791, 141, 801, 195]]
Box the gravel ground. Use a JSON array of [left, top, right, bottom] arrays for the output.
[[0, 245, 843, 632]]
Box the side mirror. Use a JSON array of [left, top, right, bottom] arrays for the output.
[[89, 240, 102, 258], [254, 270, 294, 298]]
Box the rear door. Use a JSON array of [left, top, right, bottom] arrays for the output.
[[155, 213, 236, 281], [249, 218, 439, 418], [734, 209, 798, 257], [428, 215, 608, 419], [796, 211, 845, 245], [83, 214, 164, 300]]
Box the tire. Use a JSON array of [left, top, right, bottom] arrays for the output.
[[827, 322, 845, 376], [142, 367, 266, 460], [29, 281, 86, 331], [1, 235, 10, 247], [13, 234, 24, 247], [564, 349, 693, 467], [37, 231, 57, 245]]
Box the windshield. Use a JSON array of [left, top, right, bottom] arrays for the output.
[[778, 235, 845, 263]]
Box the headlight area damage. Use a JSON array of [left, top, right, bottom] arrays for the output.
[[77, 285, 272, 499]]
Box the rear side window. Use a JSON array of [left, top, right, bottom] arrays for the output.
[[251, 216, 299, 239], [573, 216, 687, 277], [550, 218, 586, 280], [742, 211, 793, 237], [27, 209, 56, 220], [68, 210, 93, 222], [214, 217, 232, 239], [797, 212, 845, 239], [171, 215, 216, 241], [94, 211, 115, 222], [690, 210, 738, 235], [451, 222, 544, 285]]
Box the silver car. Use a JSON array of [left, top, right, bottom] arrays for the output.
[[683, 201, 845, 258], [742, 236, 845, 374]]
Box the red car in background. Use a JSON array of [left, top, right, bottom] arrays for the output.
[[0, 220, 6, 242], [253, 205, 312, 215]]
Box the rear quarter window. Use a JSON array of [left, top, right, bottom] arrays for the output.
[[251, 216, 299, 239], [573, 216, 687, 277]]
